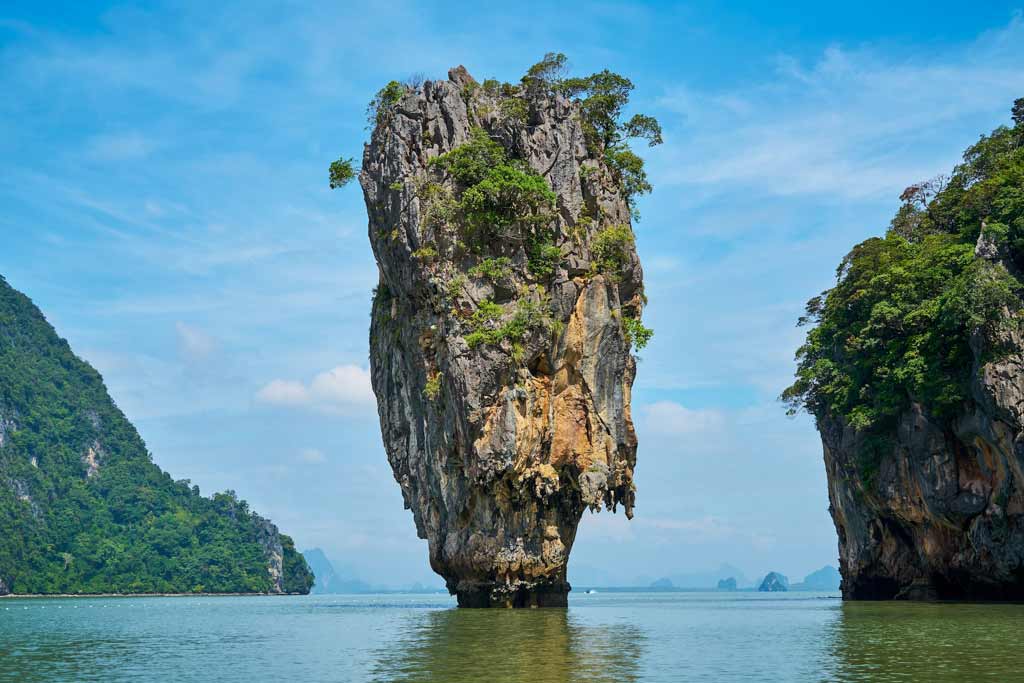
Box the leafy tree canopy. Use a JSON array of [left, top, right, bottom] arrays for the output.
[[783, 101, 1024, 437], [520, 53, 663, 211], [329, 157, 357, 189]]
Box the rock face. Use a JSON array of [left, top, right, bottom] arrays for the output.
[[825, 237, 1024, 599], [758, 572, 789, 592], [361, 67, 644, 607], [717, 577, 737, 591]]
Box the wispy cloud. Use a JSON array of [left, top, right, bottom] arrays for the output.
[[654, 16, 1024, 202], [256, 365, 375, 415], [85, 131, 161, 161], [298, 448, 327, 465], [175, 321, 216, 362], [641, 401, 725, 435]]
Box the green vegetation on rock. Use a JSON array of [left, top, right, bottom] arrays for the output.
[[591, 225, 635, 281], [0, 276, 313, 595], [430, 128, 557, 248], [468, 257, 513, 282], [783, 100, 1024, 437], [329, 157, 357, 189], [523, 53, 662, 213], [366, 80, 407, 127], [622, 314, 654, 351], [464, 294, 555, 351]]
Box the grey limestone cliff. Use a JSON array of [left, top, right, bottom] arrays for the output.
[[361, 65, 646, 607]]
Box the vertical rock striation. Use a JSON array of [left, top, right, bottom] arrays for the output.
[[361, 66, 646, 607]]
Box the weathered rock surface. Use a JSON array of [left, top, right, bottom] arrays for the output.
[[824, 236, 1024, 600], [361, 67, 645, 607]]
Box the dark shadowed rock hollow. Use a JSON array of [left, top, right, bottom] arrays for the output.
[[361, 66, 646, 607]]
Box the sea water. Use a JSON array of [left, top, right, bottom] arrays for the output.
[[2, 591, 1022, 681]]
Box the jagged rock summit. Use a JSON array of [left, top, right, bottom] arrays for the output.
[[360, 61, 653, 607]]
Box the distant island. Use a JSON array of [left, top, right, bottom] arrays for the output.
[[758, 572, 789, 592], [638, 565, 840, 592], [302, 548, 370, 594], [0, 276, 313, 596]]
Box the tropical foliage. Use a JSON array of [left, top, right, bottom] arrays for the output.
[[0, 277, 313, 594], [783, 100, 1024, 436]]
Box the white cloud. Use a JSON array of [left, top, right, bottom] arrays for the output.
[[309, 365, 376, 405], [641, 401, 725, 435], [174, 321, 216, 361], [298, 448, 327, 464], [255, 364, 375, 414], [654, 17, 1024, 202], [255, 379, 310, 405]]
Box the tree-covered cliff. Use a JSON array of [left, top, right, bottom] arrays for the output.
[[785, 100, 1024, 440], [0, 275, 313, 595], [785, 100, 1024, 599]]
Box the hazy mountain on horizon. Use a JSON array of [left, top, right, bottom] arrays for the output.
[[302, 548, 372, 594], [643, 563, 754, 589], [791, 565, 841, 591], [574, 562, 842, 590]]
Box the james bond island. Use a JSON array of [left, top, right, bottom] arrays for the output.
[[785, 99, 1024, 600], [338, 55, 657, 607]]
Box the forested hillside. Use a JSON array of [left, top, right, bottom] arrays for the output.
[[0, 276, 312, 595]]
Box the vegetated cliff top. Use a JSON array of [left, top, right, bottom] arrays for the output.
[[0, 275, 312, 595], [784, 99, 1024, 436]]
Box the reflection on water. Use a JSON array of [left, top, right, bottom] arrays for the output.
[[370, 607, 643, 683], [825, 601, 1024, 682], [6, 593, 1024, 681]]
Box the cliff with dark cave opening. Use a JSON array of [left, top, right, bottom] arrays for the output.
[[785, 99, 1024, 600], [355, 56, 657, 607]]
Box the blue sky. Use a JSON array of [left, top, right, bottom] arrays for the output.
[[3, 1, 1024, 587]]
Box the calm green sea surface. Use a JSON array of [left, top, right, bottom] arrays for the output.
[[2, 591, 1022, 681]]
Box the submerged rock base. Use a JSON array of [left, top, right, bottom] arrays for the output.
[[456, 582, 570, 608]]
